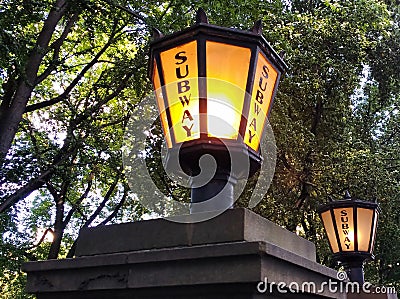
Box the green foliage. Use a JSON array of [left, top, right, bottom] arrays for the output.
[[0, 0, 399, 297], [0, 212, 33, 299]]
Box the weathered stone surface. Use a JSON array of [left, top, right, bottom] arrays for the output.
[[26, 208, 384, 298], [75, 208, 316, 261], [23, 240, 344, 299]]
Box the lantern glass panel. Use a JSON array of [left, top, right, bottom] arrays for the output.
[[153, 62, 172, 148], [370, 211, 378, 253], [357, 208, 374, 252], [206, 41, 250, 139], [245, 52, 279, 151], [334, 207, 354, 252], [160, 41, 200, 143], [207, 88, 242, 139], [321, 211, 340, 253]]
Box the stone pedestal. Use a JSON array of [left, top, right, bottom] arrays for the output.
[[23, 208, 348, 298]]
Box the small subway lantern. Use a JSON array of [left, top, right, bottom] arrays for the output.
[[318, 192, 380, 284], [149, 9, 287, 212]]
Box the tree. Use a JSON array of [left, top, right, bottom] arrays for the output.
[[1, 0, 399, 297], [1, 0, 152, 293]]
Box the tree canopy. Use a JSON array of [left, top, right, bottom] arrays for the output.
[[0, 0, 399, 297]]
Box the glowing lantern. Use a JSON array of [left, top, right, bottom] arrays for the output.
[[318, 192, 380, 283], [149, 9, 287, 211]]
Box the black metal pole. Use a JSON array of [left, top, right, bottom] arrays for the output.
[[345, 266, 364, 284], [190, 172, 236, 213], [342, 259, 365, 285]]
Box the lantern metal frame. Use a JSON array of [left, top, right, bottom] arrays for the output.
[[148, 9, 287, 212], [317, 193, 380, 284]]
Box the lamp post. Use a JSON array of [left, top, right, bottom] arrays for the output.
[[317, 192, 380, 284], [149, 9, 287, 213]]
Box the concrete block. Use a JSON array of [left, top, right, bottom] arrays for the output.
[[23, 241, 343, 299], [23, 209, 350, 299], [75, 208, 316, 261]]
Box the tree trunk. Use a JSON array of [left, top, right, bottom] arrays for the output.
[[47, 200, 64, 259], [0, 0, 67, 156]]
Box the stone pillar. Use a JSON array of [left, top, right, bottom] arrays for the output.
[[23, 208, 348, 298]]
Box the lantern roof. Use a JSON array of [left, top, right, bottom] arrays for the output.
[[149, 10, 288, 78], [318, 193, 381, 213]]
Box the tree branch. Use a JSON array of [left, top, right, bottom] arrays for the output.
[[66, 186, 127, 258], [62, 176, 93, 227], [0, 168, 54, 213], [82, 173, 120, 227], [99, 188, 128, 225], [26, 228, 54, 250], [71, 71, 133, 127], [46, 181, 59, 200], [0, 0, 68, 156], [100, 0, 148, 24], [0, 73, 17, 109], [35, 12, 80, 85], [25, 22, 122, 113], [157, 1, 173, 23], [0, 143, 77, 213]]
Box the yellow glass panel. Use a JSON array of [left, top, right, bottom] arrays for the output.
[[334, 207, 354, 252], [321, 211, 340, 253], [369, 211, 378, 253], [357, 208, 374, 252], [245, 52, 278, 151], [152, 62, 172, 148], [160, 41, 200, 143], [206, 41, 251, 139]]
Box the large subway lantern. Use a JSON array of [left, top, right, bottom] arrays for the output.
[[317, 192, 380, 284], [149, 9, 287, 212]]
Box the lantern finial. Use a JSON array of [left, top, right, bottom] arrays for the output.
[[251, 20, 263, 34], [196, 8, 208, 24], [344, 190, 351, 199], [152, 27, 164, 40]]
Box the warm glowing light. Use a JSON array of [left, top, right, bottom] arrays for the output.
[[319, 198, 379, 257], [347, 230, 355, 242], [206, 41, 250, 140], [166, 78, 201, 143], [160, 41, 200, 144], [320, 211, 340, 253], [357, 208, 375, 251], [153, 62, 172, 148], [245, 52, 278, 151], [149, 18, 286, 179], [207, 97, 241, 139], [334, 208, 354, 251], [35, 228, 54, 243]]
